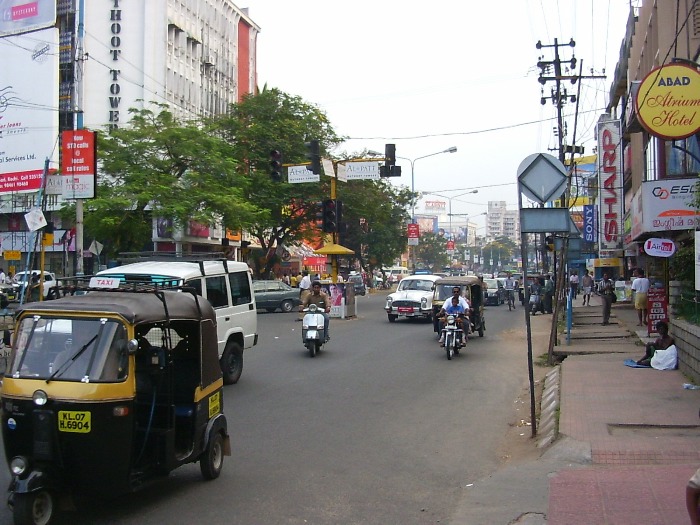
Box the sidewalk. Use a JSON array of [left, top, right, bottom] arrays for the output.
[[547, 293, 700, 525]]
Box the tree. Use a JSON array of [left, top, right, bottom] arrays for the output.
[[415, 232, 450, 271], [334, 176, 413, 274], [61, 106, 260, 260], [211, 87, 342, 278]]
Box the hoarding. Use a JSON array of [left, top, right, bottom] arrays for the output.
[[597, 119, 623, 253], [0, 27, 58, 193], [0, 0, 56, 37]]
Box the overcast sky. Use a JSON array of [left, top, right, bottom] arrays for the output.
[[243, 0, 634, 229]]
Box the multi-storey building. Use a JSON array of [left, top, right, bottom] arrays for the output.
[[606, 1, 700, 283], [0, 0, 259, 275], [485, 201, 519, 245]]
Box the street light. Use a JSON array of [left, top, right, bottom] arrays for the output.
[[368, 147, 458, 222]]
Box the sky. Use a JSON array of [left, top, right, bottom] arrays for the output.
[[243, 0, 636, 231]]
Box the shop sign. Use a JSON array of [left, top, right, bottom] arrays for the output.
[[647, 286, 668, 333], [641, 180, 700, 231], [597, 119, 623, 252], [643, 238, 676, 257], [636, 63, 700, 140]]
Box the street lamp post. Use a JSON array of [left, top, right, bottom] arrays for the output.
[[369, 147, 457, 270]]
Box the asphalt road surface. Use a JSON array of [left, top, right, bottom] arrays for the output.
[[0, 291, 533, 525]]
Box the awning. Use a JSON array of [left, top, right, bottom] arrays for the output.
[[314, 243, 355, 255]]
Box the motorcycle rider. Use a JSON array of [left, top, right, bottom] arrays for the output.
[[438, 286, 471, 342], [299, 281, 331, 342], [438, 295, 466, 347], [504, 272, 517, 309]]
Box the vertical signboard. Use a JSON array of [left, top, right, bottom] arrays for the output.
[[0, 27, 58, 193], [647, 285, 668, 335], [61, 130, 97, 199], [597, 119, 623, 255], [583, 204, 595, 242]]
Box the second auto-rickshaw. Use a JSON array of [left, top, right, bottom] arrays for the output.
[[432, 275, 486, 338], [1, 279, 231, 525]]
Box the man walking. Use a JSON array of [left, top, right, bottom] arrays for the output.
[[543, 274, 554, 314], [631, 268, 650, 326], [298, 271, 311, 301], [581, 269, 594, 306], [599, 272, 614, 325]]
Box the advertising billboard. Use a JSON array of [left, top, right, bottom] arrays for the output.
[[640, 179, 700, 231], [0, 27, 58, 193], [0, 0, 56, 37], [597, 119, 623, 253]]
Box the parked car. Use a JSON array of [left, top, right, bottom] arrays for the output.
[[482, 278, 505, 306], [385, 274, 441, 323], [347, 273, 366, 296], [253, 280, 301, 312], [14, 270, 61, 300]]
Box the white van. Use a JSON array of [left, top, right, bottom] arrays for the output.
[[97, 259, 257, 384], [385, 266, 410, 284]]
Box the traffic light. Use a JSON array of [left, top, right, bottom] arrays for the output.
[[314, 201, 324, 228], [379, 143, 401, 177], [305, 139, 321, 175], [385, 143, 396, 167], [321, 199, 337, 233], [270, 150, 282, 182]]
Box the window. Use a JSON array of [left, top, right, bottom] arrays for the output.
[[205, 275, 229, 308], [229, 272, 252, 306], [665, 136, 700, 177]]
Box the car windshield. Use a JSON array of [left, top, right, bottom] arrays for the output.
[[484, 279, 499, 288], [9, 316, 128, 382], [398, 279, 433, 292]]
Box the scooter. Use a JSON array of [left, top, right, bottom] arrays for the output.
[[442, 314, 464, 360], [302, 304, 327, 357]]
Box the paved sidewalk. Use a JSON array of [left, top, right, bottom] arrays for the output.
[[548, 294, 700, 525]]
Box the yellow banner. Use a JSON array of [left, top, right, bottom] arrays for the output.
[[3, 251, 20, 260]]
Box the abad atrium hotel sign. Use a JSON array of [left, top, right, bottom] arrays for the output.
[[635, 63, 700, 140]]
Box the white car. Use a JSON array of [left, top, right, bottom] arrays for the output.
[[14, 271, 61, 300], [385, 274, 441, 323]]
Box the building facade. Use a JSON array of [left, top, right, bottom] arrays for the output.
[[485, 200, 519, 245], [0, 0, 259, 276], [606, 1, 700, 283]]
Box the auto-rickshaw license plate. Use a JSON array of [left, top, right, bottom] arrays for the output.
[[58, 411, 91, 433]]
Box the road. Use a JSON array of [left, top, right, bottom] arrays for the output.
[[0, 292, 533, 525]]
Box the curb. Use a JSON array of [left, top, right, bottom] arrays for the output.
[[537, 365, 560, 449]]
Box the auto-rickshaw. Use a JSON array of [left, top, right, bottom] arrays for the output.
[[432, 275, 486, 338], [1, 278, 231, 525]]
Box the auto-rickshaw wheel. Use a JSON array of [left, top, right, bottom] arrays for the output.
[[13, 490, 54, 525], [220, 341, 243, 385], [478, 318, 485, 337], [200, 431, 224, 480]]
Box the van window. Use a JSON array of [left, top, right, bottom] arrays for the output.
[[229, 272, 252, 306], [205, 276, 229, 308], [184, 278, 202, 296]]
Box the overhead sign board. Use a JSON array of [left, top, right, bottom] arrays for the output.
[[0, 0, 57, 37], [636, 63, 700, 140], [287, 165, 320, 184], [597, 118, 623, 253], [344, 162, 380, 181]]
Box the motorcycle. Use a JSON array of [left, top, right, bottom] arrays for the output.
[[441, 314, 464, 360], [302, 304, 327, 357]]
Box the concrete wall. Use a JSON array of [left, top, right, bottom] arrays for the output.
[[670, 318, 700, 384]]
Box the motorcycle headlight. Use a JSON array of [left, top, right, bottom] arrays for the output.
[[308, 304, 318, 313], [447, 315, 455, 324], [10, 456, 27, 476]]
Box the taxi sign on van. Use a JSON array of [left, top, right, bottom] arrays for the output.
[[89, 277, 120, 289]]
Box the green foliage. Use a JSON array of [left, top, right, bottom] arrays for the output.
[[669, 243, 694, 282], [415, 232, 450, 271]]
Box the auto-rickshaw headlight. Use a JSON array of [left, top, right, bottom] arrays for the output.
[[32, 390, 48, 406], [127, 339, 139, 354], [10, 456, 27, 476]]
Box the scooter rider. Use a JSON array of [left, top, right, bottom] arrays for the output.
[[438, 295, 466, 347], [299, 281, 331, 342]]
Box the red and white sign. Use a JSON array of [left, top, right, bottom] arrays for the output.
[[643, 238, 676, 257], [647, 286, 668, 334], [61, 130, 96, 199], [407, 224, 420, 239], [597, 119, 623, 253], [446, 240, 455, 251]]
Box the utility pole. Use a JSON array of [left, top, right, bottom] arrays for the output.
[[536, 39, 605, 364]]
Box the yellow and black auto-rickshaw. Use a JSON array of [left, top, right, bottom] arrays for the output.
[[432, 275, 486, 337], [1, 279, 231, 525]]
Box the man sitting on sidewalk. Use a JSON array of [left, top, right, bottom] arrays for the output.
[[636, 320, 674, 367]]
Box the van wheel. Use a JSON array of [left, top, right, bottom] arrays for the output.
[[220, 341, 243, 385], [13, 490, 54, 525], [200, 430, 224, 480]]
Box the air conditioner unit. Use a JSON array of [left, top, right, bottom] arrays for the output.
[[203, 55, 215, 66]]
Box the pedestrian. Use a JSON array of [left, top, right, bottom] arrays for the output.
[[569, 270, 579, 300], [543, 274, 554, 314], [631, 268, 650, 326], [282, 273, 290, 286], [635, 320, 675, 367], [599, 272, 614, 325], [581, 269, 594, 306], [0, 267, 6, 285], [298, 271, 311, 300]]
